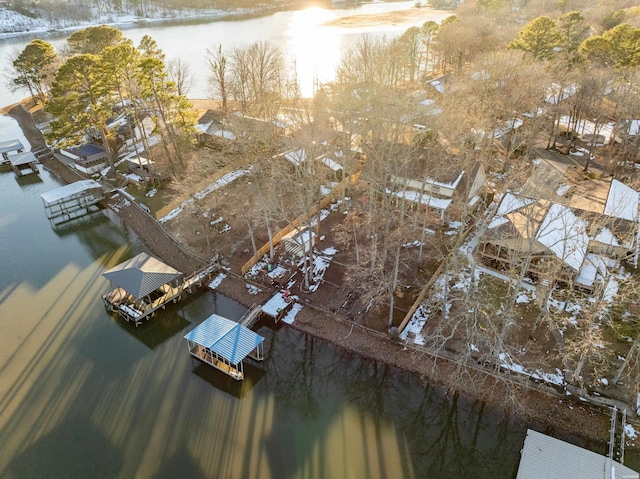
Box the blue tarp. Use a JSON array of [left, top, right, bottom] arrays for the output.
[[184, 314, 264, 365]]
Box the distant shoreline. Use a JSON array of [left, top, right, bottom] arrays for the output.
[[0, 6, 280, 41]]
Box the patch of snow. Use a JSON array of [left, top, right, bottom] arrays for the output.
[[603, 277, 619, 303], [499, 352, 565, 386], [208, 272, 227, 289], [159, 168, 249, 223], [145, 188, 157, 198], [281, 303, 303, 324], [400, 303, 430, 345], [108, 194, 131, 212], [402, 240, 423, 248], [246, 284, 261, 295], [600, 377, 609, 386], [556, 184, 571, 196], [626, 424, 638, 440]]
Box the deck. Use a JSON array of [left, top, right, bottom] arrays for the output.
[[103, 283, 184, 326], [188, 344, 244, 380], [102, 262, 219, 326]]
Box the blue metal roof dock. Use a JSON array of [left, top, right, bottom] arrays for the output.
[[184, 314, 264, 380]]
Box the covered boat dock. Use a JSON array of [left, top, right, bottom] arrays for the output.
[[40, 179, 105, 224], [0, 139, 24, 163], [516, 429, 638, 479], [9, 151, 39, 177], [102, 252, 185, 326], [184, 314, 264, 380]]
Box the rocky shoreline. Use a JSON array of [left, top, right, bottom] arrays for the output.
[[6, 104, 622, 452]]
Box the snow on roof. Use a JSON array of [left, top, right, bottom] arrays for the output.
[[629, 119, 640, 136], [320, 155, 342, 171], [558, 116, 614, 143], [107, 115, 127, 130], [262, 291, 291, 317], [536, 203, 589, 271], [488, 216, 510, 230], [594, 226, 620, 246], [425, 170, 464, 190], [125, 156, 153, 166], [212, 129, 236, 140], [0, 138, 24, 154], [605, 179, 639, 221], [575, 253, 608, 288], [195, 120, 213, 133], [386, 188, 452, 211], [430, 79, 445, 94], [40, 179, 103, 206], [284, 148, 307, 166], [496, 192, 537, 216], [8, 151, 36, 167], [545, 83, 577, 105], [283, 227, 316, 250]]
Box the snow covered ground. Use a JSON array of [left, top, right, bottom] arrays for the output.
[[0, 6, 241, 38]]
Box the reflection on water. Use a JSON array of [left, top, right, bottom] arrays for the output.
[[191, 360, 266, 400]]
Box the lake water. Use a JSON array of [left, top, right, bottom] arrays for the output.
[[0, 112, 535, 478], [0, 1, 451, 104]]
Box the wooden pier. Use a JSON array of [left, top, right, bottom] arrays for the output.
[[102, 253, 218, 326], [238, 304, 264, 329]]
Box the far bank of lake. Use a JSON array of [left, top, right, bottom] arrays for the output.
[[0, 1, 451, 103]]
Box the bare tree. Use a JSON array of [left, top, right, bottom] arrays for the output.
[[167, 57, 194, 98]]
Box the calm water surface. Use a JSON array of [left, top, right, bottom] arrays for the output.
[[0, 114, 531, 478], [0, 1, 451, 103]]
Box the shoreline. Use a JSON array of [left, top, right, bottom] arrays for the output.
[[2, 102, 631, 458]]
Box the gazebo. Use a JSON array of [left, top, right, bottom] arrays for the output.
[[101, 252, 184, 325], [184, 314, 265, 380]]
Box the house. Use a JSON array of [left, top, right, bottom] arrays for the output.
[[478, 157, 640, 290], [613, 119, 640, 149], [60, 143, 107, 174], [386, 149, 487, 221], [124, 156, 156, 182]]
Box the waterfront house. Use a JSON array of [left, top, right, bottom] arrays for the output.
[[60, 143, 107, 175], [478, 156, 640, 290]]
